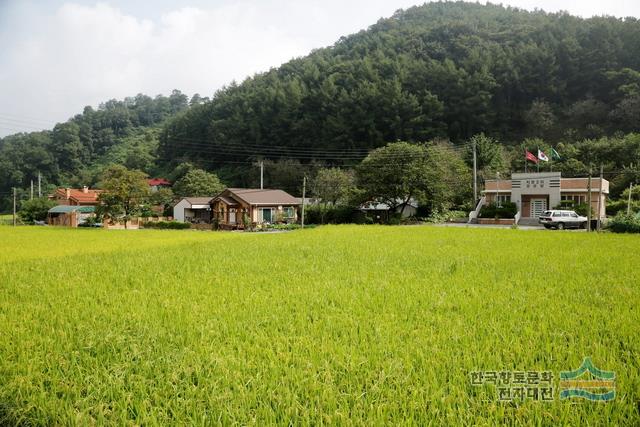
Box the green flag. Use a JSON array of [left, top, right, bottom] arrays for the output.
[[551, 147, 561, 160]]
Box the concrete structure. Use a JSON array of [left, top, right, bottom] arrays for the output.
[[474, 172, 609, 225], [173, 197, 213, 223]]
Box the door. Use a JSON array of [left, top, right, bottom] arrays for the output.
[[229, 210, 236, 224], [530, 199, 547, 218]]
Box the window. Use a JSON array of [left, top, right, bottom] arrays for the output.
[[561, 195, 585, 205], [553, 212, 561, 217], [260, 208, 274, 223], [562, 212, 570, 217], [496, 195, 511, 204], [283, 207, 295, 218]]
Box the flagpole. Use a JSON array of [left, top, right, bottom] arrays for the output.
[[524, 146, 527, 173]]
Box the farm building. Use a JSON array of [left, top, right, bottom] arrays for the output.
[[47, 205, 96, 227], [473, 172, 609, 225], [211, 188, 299, 228], [173, 197, 213, 223]]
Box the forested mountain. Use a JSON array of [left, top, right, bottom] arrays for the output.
[[2, 1, 640, 211], [159, 1, 640, 168]]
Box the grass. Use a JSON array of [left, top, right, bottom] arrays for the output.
[[0, 225, 638, 425]]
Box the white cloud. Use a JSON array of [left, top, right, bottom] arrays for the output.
[[0, 1, 315, 135]]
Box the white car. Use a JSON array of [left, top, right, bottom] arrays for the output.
[[539, 210, 588, 230]]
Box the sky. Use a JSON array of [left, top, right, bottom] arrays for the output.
[[0, 0, 639, 137]]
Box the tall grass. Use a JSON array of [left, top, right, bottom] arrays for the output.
[[0, 226, 638, 424]]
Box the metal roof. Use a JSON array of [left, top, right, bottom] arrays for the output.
[[48, 205, 96, 214]]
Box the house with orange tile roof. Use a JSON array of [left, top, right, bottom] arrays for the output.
[[50, 186, 103, 206]]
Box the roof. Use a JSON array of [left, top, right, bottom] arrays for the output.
[[48, 205, 96, 214], [217, 195, 239, 206], [53, 188, 103, 204], [224, 188, 300, 205], [180, 197, 214, 206], [148, 178, 171, 186]]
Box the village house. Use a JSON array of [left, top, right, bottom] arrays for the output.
[[211, 188, 300, 228], [50, 186, 103, 206], [48, 186, 102, 226], [148, 178, 171, 192], [472, 172, 609, 225]]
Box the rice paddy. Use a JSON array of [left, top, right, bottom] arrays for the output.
[[0, 225, 638, 425]]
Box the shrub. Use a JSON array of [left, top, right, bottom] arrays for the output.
[[426, 209, 469, 223], [304, 205, 364, 225], [143, 221, 191, 230], [18, 197, 56, 224], [607, 213, 640, 233], [478, 202, 517, 219], [607, 200, 640, 216]]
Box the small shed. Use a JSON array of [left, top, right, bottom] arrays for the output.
[[47, 205, 96, 227]]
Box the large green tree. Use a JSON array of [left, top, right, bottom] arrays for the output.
[[172, 169, 225, 197], [97, 165, 150, 228]]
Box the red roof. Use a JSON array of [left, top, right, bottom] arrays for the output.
[[53, 188, 103, 205], [148, 178, 171, 186]]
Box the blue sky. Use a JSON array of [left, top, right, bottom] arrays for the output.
[[0, 0, 638, 136]]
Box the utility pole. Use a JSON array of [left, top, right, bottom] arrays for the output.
[[495, 172, 500, 207], [260, 161, 264, 190], [587, 168, 592, 232], [628, 182, 634, 215], [301, 176, 306, 229], [473, 138, 478, 205], [38, 172, 41, 197], [597, 165, 603, 231], [30, 180, 34, 200], [12, 187, 16, 226]]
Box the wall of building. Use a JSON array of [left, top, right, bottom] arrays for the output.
[[173, 200, 189, 222]]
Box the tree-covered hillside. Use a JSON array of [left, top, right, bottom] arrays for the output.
[[2, 1, 640, 211], [159, 1, 640, 169]]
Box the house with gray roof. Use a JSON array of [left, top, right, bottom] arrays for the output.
[[211, 188, 300, 228]]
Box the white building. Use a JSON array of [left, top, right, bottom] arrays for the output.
[[173, 197, 213, 223]]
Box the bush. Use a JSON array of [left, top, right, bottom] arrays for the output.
[[607, 200, 640, 216], [304, 205, 365, 224], [478, 202, 517, 219], [607, 213, 640, 233], [18, 197, 56, 224], [143, 221, 191, 230], [425, 209, 469, 223]]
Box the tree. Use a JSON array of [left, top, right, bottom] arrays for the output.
[[312, 168, 357, 206], [466, 133, 506, 179], [97, 165, 150, 228], [18, 197, 56, 223], [356, 142, 431, 217], [150, 188, 176, 216], [172, 168, 225, 197]]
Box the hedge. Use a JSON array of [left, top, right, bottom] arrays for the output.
[[142, 221, 191, 230]]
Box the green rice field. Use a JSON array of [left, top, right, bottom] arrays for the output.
[[0, 225, 638, 425]]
